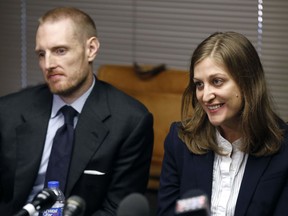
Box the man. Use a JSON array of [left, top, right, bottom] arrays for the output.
[[0, 7, 153, 216]]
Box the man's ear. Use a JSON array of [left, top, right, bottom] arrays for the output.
[[87, 37, 100, 62]]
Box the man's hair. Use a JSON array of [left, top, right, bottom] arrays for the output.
[[38, 7, 97, 39], [179, 31, 284, 156]]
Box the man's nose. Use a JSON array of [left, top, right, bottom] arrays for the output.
[[45, 54, 56, 70]]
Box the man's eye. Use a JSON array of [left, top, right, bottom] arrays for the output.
[[37, 51, 45, 58], [56, 48, 67, 55]]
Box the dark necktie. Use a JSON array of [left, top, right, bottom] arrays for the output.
[[44, 105, 78, 193]]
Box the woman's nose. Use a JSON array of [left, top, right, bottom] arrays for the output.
[[202, 86, 216, 102]]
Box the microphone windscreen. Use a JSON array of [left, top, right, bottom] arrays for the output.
[[117, 193, 149, 216], [63, 195, 86, 216], [31, 188, 57, 211], [13, 209, 30, 216], [13, 188, 57, 216]]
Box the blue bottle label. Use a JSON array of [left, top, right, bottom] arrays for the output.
[[42, 207, 63, 216]]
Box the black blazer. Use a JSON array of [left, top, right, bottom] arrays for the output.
[[157, 122, 288, 216], [0, 79, 154, 216]]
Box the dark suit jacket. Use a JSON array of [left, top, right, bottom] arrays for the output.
[[0, 79, 154, 216], [157, 122, 288, 216]]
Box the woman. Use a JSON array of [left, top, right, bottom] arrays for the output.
[[157, 32, 288, 216]]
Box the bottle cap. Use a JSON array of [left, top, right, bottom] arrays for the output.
[[48, 181, 60, 188]]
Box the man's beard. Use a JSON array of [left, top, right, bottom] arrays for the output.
[[48, 75, 87, 97]]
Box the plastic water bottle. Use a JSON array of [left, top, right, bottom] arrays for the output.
[[42, 181, 65, 216]]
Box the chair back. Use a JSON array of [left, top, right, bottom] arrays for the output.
[[97, 64, 189, 189]]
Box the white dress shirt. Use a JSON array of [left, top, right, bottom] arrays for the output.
[[211, 131, 248, 216]]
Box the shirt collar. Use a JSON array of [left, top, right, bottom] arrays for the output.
[[216, 130, 242, 155]]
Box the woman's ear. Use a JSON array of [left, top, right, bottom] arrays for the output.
[[87, 37, 100, 62]]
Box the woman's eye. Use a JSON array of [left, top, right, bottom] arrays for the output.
[[213, 78, 223, 86], [194, 81, 203, 89]]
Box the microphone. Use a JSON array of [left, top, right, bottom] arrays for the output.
[[63, 195, 86, 216], [175, 189, 210, 216], [117, 193, 150, 216], [14, 188, 57, 216]]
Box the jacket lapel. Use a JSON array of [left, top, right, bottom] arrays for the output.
[[193, 151, 214, 199], [65, 81, 110, 195], [193, 151, 271, 215], [234, 155, 272, 216]]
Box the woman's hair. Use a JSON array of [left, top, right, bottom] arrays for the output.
[[179, 31, 284, 156], [38, 7, 97, 40]]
